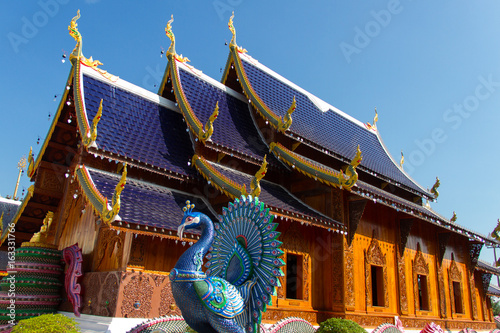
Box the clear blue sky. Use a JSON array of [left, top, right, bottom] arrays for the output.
[[1, 1, 500, 265]]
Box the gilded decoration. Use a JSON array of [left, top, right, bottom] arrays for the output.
[[165, 15, 190, 63], [469, 274, 478, 320], [364, 107, 378, 131], [82, 98, 103, 149], [249, 155, 268, 197], [270, 142, 362, 190], [228, 11, 247, 53], [199, 101, 219, 144], [396, 250, 408, 313], [431, 177, 440, 198], [364, 236, 389, 309], [437, 262, 446, 317], [412, 243, 431, 313], [344, 238, 355, 308]]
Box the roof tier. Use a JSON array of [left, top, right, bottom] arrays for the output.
[[80, 69, 195, 178], [226, 49, 431, 198]]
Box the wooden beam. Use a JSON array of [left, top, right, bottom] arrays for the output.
[[18, 216, 43, 224], [399, 218, 414, 256], [347, 198, 366, 246], [33, 187, 63, 199], [28, 202, 58, 212]]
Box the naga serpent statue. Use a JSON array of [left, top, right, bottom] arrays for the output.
[[170, 196, 284, 333]]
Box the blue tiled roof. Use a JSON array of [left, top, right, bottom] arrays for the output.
[[87, 168, 215, 232], [178, 67, 270, 162], [0, 198, 20, 237], [239, 57, 428, 196], [203, 161, 341, 228], [82, 75, 194, 177]]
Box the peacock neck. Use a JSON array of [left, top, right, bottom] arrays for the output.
[[174, 216, 214, 272]]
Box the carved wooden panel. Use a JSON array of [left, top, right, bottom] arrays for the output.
[[364, 237, 388, 309], [281, 222, 310, 253], [469, 274, 478, 320], [412, 243, 431, 313], [120, 273, 154, 318], [95, 226, 125, 271], [344, 238, 355, 308], [437, 262, 446, 317], [468, 242, 483, 272], [396, 250, 408, 313], [128, 234, 147, 266], [331, 234, 343, 305]]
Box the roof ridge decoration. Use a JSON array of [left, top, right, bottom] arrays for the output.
[[228, 12, 247, 53], [0, 212, 3, 235], [192, 154, 246, 199], [68, 10, 118, 82], [75, 164, 127, 226], [249, 155, 268, 197], [365, 108, 378, 131], [165, 16, 220, 145], [165, 15, 190, 63], [227, 13, 296, 133], [270, 142, 362, 190], [430, 177, 440, 199]]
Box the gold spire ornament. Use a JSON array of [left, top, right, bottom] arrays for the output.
[[430, 177, 440, 198], [165, 15, 190, 63], [228, 12, 247, 53], [450, 211, 457, 223], [102, 163, 127, 225], [200, 101, 219, 144], [400, 150, 404, 168], [13, 155, 27, 199], [82, 99, 103, 148], [277, 96, 296, 132], [249, 155, 268, 197], [365, 107, 378, 131]]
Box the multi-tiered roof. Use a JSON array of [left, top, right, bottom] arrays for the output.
[[2, 11, 497, 251]]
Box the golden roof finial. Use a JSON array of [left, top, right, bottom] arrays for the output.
[[27, 147, 35, 177], [83, 99, 103, 148], [68, 10, 82, 60], [13, 155, 27, 199], [278, 96, 296, 132], [250, 155, 268, 197], [165, 15, 176, 56], [102, 163, 127, 225], [450, 211, 457, 223], [365, 107, 378, 131], [430, 177, 440, 198], [200, 101, 219, 144], [400, 150, 404, 168], [227, 12, 247, 53]]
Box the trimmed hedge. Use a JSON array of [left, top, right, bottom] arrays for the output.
[[11, 313, 80, 333], [316, 318, 367, 333]]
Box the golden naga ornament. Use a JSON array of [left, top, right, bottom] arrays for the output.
[[277, 96, 296, 133], [200, 101, 219, 144], [165, 15, 190, 63], [365, 107, 378, 131], [82, 99, 103, 148], [249, 155, 268, 197], [102, 163, 127, 225], [430, 177, 440, 198], [450, 211, 457, 223], [68, 10, 118, 81], [228, 12, 247, 53], [27, 146, 35, 177], [400, 150, 404, 168]]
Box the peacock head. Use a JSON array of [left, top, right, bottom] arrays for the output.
[[178, 201, 204, 240]]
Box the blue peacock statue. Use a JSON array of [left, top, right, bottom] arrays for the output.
[[170, 196, 284, 333]]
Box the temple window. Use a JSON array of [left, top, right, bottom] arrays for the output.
[[412, 243, 431, 312], [417, 274, 430, 311], [364, 237, 389, 309], [371, 265, 385, 307], [285, 253, 304, 300], [449, 255, 464, 315]]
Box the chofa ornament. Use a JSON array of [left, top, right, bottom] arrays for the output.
[[170, 196, 284, 333]]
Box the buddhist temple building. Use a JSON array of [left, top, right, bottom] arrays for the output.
[[1, 11, 499, 331]]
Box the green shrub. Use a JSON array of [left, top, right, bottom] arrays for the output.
[[316, 317, 367, 333], [11, 313, 80, 333]]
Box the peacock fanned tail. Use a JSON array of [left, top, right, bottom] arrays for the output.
[[205, 195, 285, 332]]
